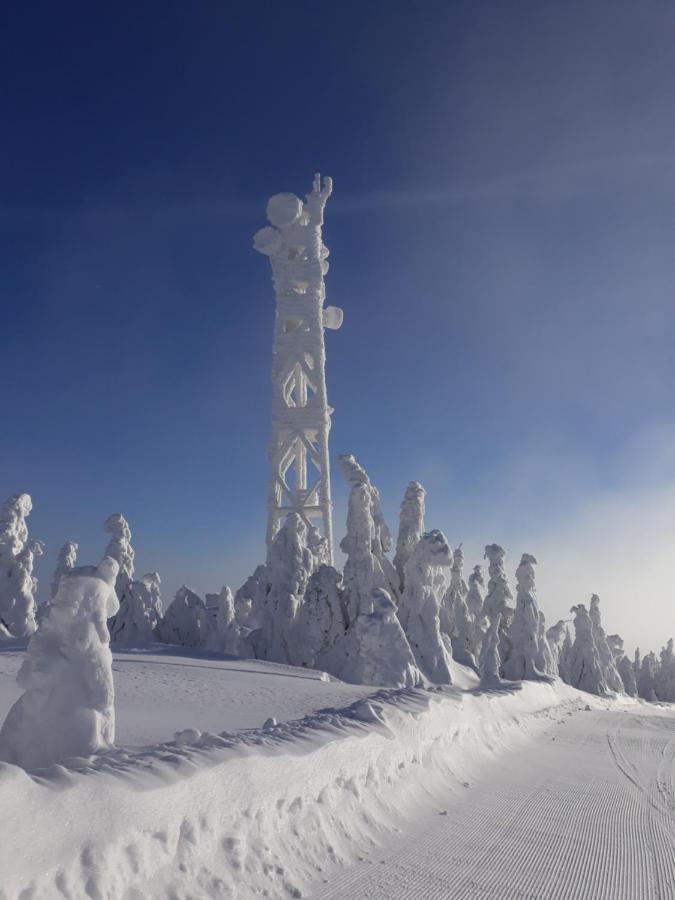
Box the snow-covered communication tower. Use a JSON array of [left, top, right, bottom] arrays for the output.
[[254, 174, 343, 564]]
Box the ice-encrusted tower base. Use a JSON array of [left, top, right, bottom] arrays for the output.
[[254, 174, 342, 564]]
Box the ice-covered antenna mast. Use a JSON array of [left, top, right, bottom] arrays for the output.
[[254, 174, 343, 564]]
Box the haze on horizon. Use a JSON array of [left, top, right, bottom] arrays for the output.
[[1, 1, 673, 655]]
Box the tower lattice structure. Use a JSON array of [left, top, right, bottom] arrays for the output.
[[254, 174, 343, 563]]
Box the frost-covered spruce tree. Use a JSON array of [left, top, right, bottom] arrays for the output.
[[338, 456, 395, 624], [589, 595, 623, 693], [536, 612, 556, 676], [546, 620, 567, 670], [338, 454, 400, 608], [294, 565, 346, 668], [482, 544, 514, 674], [110, 575, 162, 646], [480, 612, 503, 689], [440, 544, 468, 639], [319, 588, 422, 687], [0, 494, 44, 637], [256, 512, 315, 666], [558, 628, 573, 683], [104, 513, 135, 634], [234, 564, 267, 631], [466, 564, 485, 622], [393, 481, 426, 591], [502, 554, 551, 681], [0, 555, 119, 769], [204, 586, 241, 655], [160, 586, 210, 647], [638, 651, 658, 701], [568, 604, 608, 695], [656, 639, 675, 702], [617, 653, 638, 697], [399, 530, 454, 683], [50, 541, 78, 600]]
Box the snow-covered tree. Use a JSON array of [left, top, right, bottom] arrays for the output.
[[0, 555, 119, 769], [204, 586, 241, 655], [546, 620, 567, 670], [482, 544, 514, 674], [319, 588, 422, 687], [502, 554, 552, 681], [399, 530, 454, 683], [0, 494, 44, 637], [638, 651, 658, 701], [589, 594, 623, 693], [536, 611, 556, 676], [617, 653, 638, 697], [104, 513, 135, 634], [338, 457, 395, 624], [567, 603, 608, 695], [634, 647, 641, 681], [110, 575, 162, 646], [234, 564, 267, 630], [393, 481, 425, 591], [50, 541, 78, 600], [480, 612, 502, 689], [466, 564, 486, 623], [655, 639, 675, 701], [256, 512, 315, 665], [294, 565, 346, 668], [558, 628, 573, 684], [159, 586, 210, 647], [440, 545, 468, 638]]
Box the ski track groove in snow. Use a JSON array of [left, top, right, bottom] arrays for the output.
[[318, 708, 675, 900]]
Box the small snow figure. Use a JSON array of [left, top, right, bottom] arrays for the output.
[[0, 494, 44, 637], [480, 613, 503, 688], [50, 541, 78, 600], [0, 556, 120, 769], [567, 604, 608, 695], [399, 530, 454, 683], [319, 588, 422, 687], [393, 481, 426, 591]]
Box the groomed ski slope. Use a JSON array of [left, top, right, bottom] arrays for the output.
[[0, 647, 673, 899]]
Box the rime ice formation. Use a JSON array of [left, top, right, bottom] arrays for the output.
[[589, 595, 623, 693], [393, 481, 426, 591], [254, 175, 342, 563], [482, 544, 514, 674], [104, 513, 136, 634], [567, 604, 608, 695], [399, 530, 454, 683], [617, 653, 638, 697], [0, 494, 43, 637], [480, 612, 503, 688], [466, 564, 486, 623], [110, 574, 162, 646], [656, 639, 675, 702], [503, 554, 552, 681], [0, 556, 119, 769], [205, 586, 240, 655], [546, 620, 567, 667], [234, 565, 267, 630], [319, 588, 422, 687], [256, 513, 315, 665], [160, 586, 210, 647], [338, 456, 396, 624], [638, 651, 658, 700], [50, 541, 78, 600], [558, 628, 573, 684], [441, 544, 468, 639], [536, 612, 556, 676], [294, 564, 346, 668]]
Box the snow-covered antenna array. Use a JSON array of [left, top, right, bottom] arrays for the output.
[[254, 174, 343, 563]]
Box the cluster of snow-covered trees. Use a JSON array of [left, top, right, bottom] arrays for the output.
[[1, 471, 675, 714]]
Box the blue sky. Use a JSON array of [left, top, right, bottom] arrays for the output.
[[1, 2, 674, 651]]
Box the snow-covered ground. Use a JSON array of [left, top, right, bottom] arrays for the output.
[[1, 641, 672, 899]]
